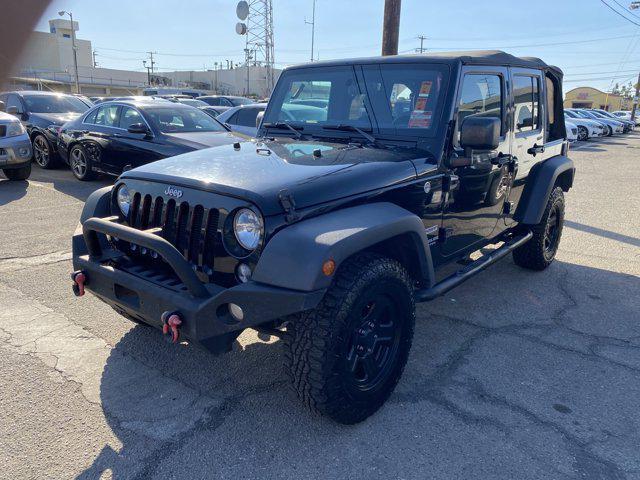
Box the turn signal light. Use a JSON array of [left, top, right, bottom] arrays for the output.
[[322, 259, 336, 276]]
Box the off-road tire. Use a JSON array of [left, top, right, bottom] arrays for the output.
[[283, 253, 415, 424], [3, 164, 31, 180], [513, 186, 565, 271]]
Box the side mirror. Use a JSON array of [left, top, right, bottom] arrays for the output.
[[6, 105, 19, 116], [127, 123, 149, 135], [255, 110, 265, 128], [460, 116, 500, 151]]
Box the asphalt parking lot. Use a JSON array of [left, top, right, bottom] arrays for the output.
[[0, 133, 639, 480]]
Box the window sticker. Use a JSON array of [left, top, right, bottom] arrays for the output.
[[408, 81, 434, 128]]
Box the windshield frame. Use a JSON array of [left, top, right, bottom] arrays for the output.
[[261, 62, 450, 144]]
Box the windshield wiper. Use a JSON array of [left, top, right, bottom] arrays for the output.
[[322, 124, 383, 147], [262, 122, 303, 138]]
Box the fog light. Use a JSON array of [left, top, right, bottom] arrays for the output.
[[236, 263, 252, 283], [19, 148, 30, 157], [229, 303, 244, 321]]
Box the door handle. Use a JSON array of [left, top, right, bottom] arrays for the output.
[[527, 143, 545, 156]]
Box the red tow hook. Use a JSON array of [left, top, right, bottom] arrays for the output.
[[161, 311, 182, 344], [71, 271, 87, 297]]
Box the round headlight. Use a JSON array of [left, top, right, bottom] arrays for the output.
[[233, 208, 262, 251], [116, 184, 132, 217]]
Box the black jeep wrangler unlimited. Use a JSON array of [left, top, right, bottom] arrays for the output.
[[72, 51, 574, 424]]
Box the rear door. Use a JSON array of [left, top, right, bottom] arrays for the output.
[[504, 68, 546, 226]]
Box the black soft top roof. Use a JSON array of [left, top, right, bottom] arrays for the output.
[[287, 50, 563, 75]]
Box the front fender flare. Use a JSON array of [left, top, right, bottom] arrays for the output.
[[252, 202, 434, 292]]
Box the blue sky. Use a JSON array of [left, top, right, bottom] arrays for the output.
[[36, 0, 640, 92]]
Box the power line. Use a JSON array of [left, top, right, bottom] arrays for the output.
[[611, 0, 640, 20], [600, 0, 640, 27]]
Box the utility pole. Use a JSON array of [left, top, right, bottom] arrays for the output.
[[381, 0, 401, 56], [305, 0, 317, 62], [631, 71, 640, 122], [416, 35, 426, 54], [58, 10, 80, 93], [143, 60, 151, 86], [92, 50, 99, 68]]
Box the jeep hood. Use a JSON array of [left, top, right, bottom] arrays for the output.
[[164, 131, 241, 149], [120, 138, 422, 215]]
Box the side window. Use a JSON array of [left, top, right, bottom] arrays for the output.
[[457, 74, 503, 134], [119, 107, 143, 129], [513, 75, 541, 133], [94, 105, 119, 127], [222, 98, 233, 107], [7, 94, 23, 112], [84, 109, 98, 124], [236, 107, 261, 127]]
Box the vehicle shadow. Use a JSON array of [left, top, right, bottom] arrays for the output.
[[0, 178, 28, 206], [29, 164, 112, 202], [78, 258, 640, 479]]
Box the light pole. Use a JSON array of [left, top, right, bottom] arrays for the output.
[[305, 0, 317, 62], [58, 11, 80, 94]]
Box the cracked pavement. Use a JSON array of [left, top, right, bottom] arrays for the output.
[[0, 133, 638, 479]]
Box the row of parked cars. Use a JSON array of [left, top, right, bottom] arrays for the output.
[[0, 88, 637, 182], [0, 90, 264, 181], [564, 107, 637, 142]]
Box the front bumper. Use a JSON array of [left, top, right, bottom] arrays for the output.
[[0, 134, 32, 169], [73, 216, 325, 353]]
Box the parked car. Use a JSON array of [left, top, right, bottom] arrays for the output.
[[199, 105, 231, 118], [565, 120, 578, 143], [612, 111, 639, 125], [173, 98, 209, 108], [216, 103, 267, 136], [0, 90, 90, 168], [569, 108, 623, 136], [0, 109, 32, 180], [57, 99, 237, 180], [198, 95, 255, 107], [564, 110, 605, 140], [72, 51, 574, 424], [590, 109, 634, 132], [217, 102, 328, 137]]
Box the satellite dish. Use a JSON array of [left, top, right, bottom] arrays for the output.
[[235, 22, 247, 35], [236, 1, 249, 20]]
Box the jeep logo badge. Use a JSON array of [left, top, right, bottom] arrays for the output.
[[164, 186, 183, 198]]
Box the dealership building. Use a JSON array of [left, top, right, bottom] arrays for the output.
[[564, 87, 631, 111], [5, 18, 280, 97]]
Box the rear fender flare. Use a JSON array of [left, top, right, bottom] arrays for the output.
[[514, 155, 574, 225], [252, 202, 435, 292]]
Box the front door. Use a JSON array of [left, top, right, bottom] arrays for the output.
[[441, 67, 512, 257]]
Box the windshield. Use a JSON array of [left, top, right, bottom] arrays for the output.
[[230, 97, 254, 106], [263, 64, 448, 139], [144, 106, 226, 133], [23, 94, 89, 114]]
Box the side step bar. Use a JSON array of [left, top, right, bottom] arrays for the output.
[[415, 231, 533, 302]]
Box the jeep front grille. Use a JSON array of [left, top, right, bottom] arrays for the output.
[[121, 192, 221, 278]]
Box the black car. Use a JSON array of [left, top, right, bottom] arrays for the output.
[[0, 90, 91, 169], [198, 95, 255, 107], [72, 51, 574, 424], [58, 99, 238, 180]]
